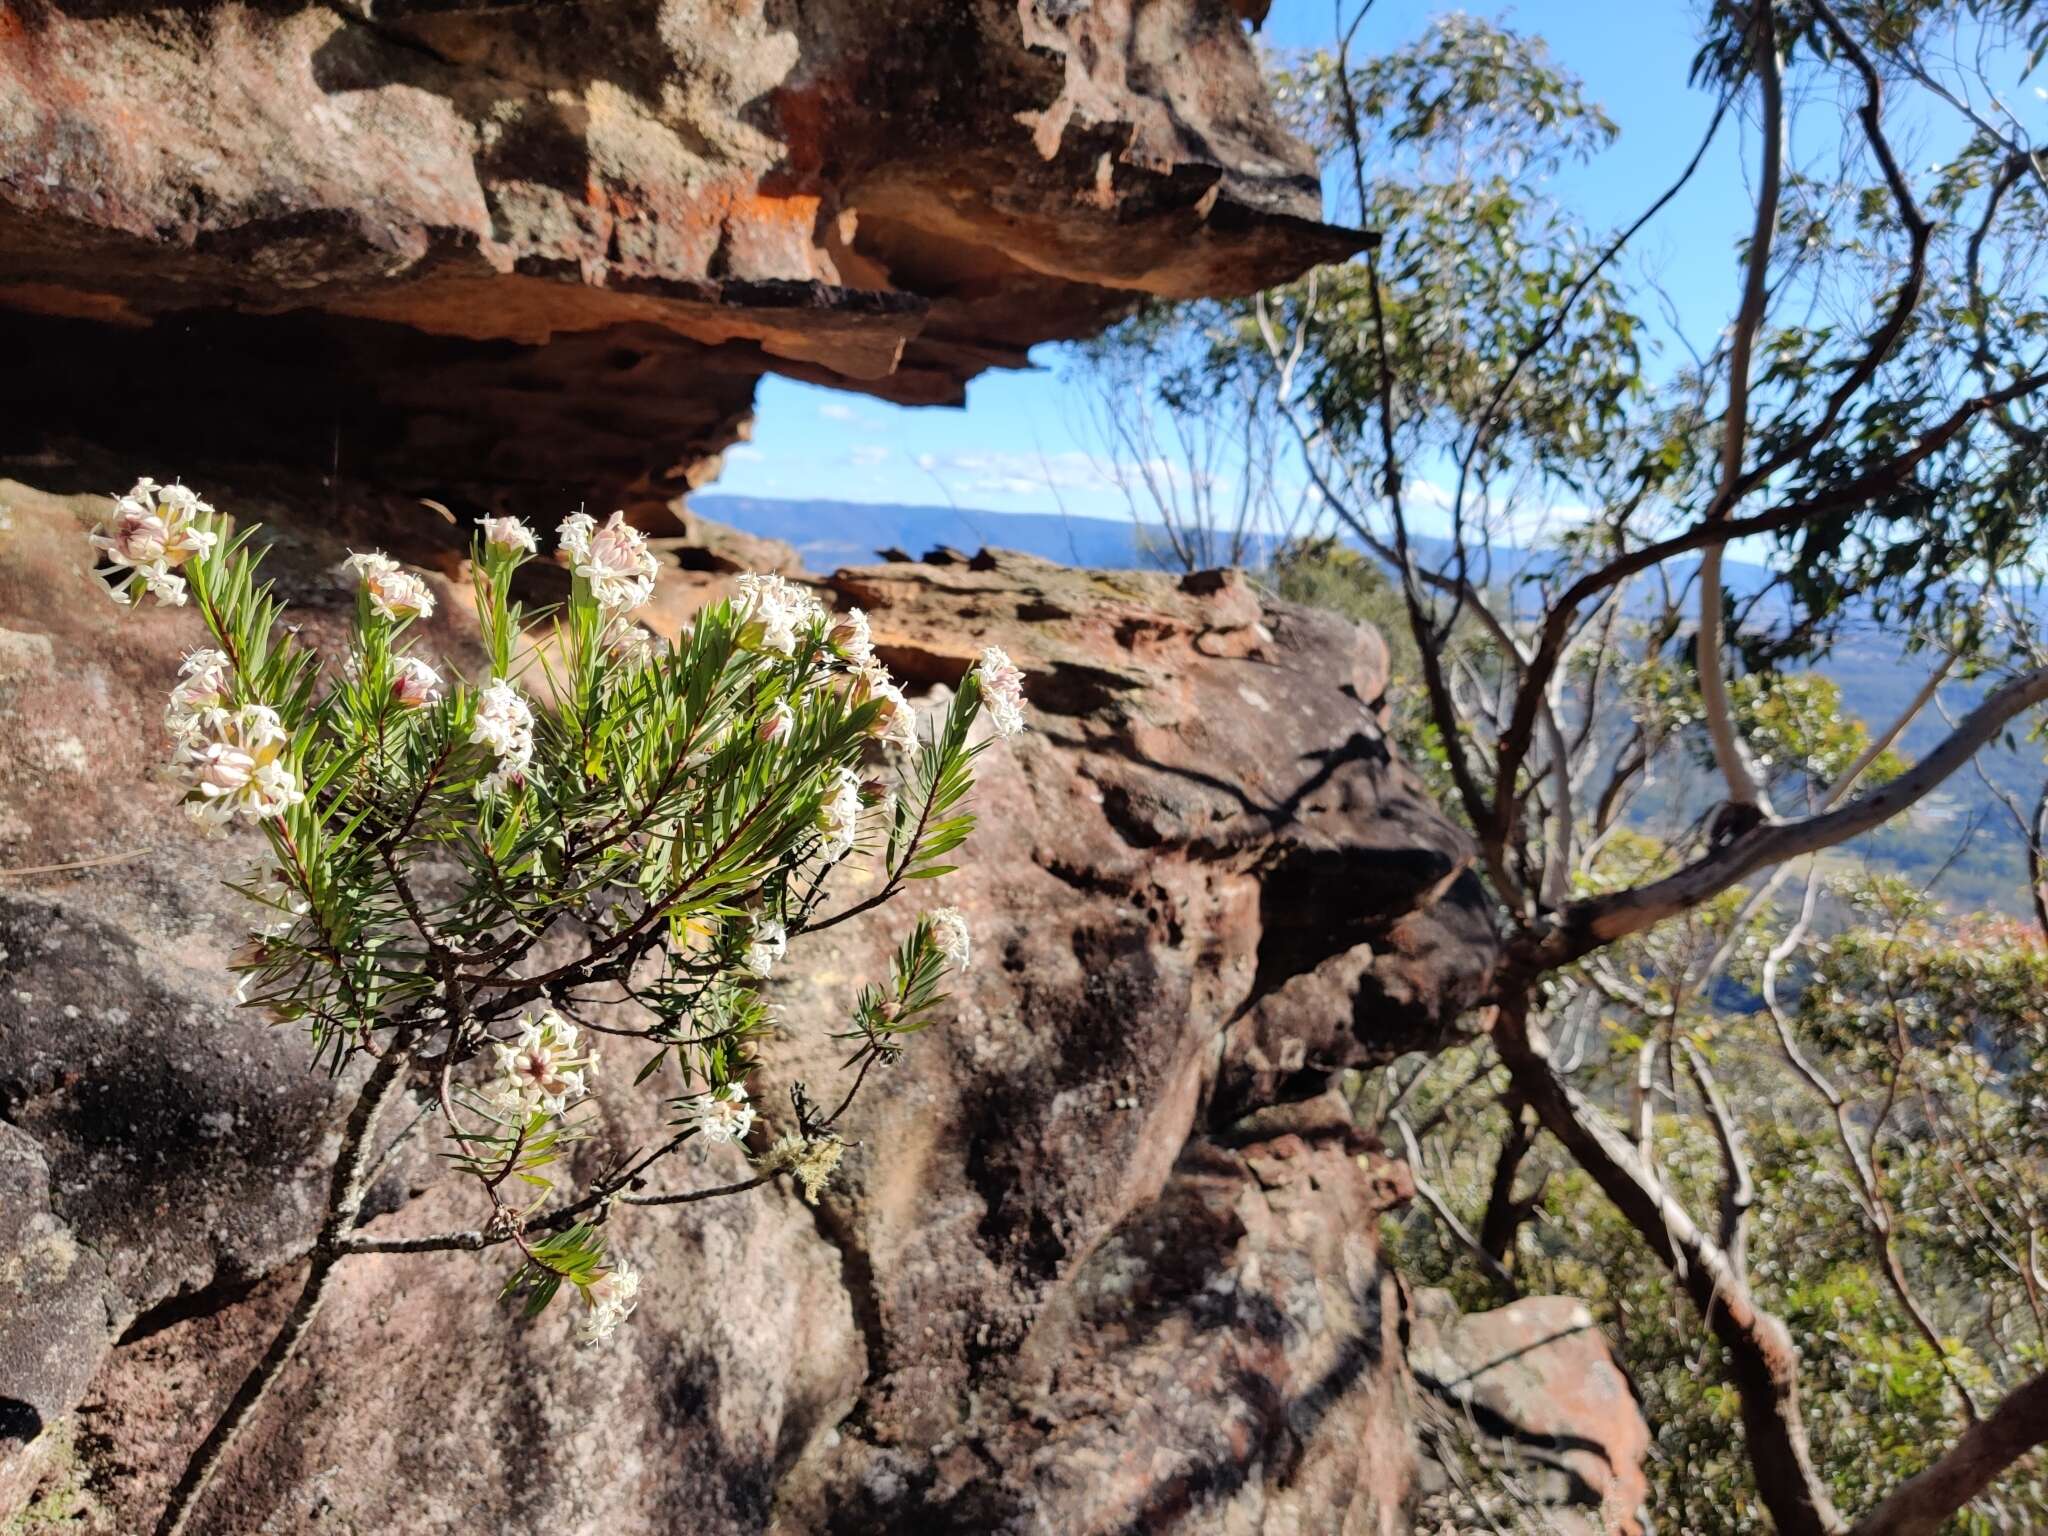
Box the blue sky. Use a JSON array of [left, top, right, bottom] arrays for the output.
[[712, 1, 2030, 529]]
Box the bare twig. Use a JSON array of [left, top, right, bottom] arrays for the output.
[[1392, 1109, 1521, 1304]]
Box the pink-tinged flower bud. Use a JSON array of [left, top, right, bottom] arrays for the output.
[[346, 551, 437, 622], [828, 608, 876, 668], [391, 655, 446, 709], [476, 515, 539, 556], [974, 646, 1027, 738], [567, 511, 658, 614], [89, 478, 217, 607], [757, 700, 795, 744], [190, 741, 257, 795], [106, 506, 169, 566]]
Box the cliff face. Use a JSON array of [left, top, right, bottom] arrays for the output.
[[0, 484, 1494, 1532], [0, 7, 1652, 1530], [0, 0, 1365, 515]]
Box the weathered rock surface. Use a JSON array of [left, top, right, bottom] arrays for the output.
[[0, 0, 1366, 514], [1409, 1288, 1653, 1536], [0, 474, 1523, 1532]]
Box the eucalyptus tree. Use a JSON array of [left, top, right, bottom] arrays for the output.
[[1174, 1, 2048, 1529]]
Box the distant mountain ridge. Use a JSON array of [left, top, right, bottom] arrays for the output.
[[692, 494, 1174, 573], [693, 492, 1783, 596]]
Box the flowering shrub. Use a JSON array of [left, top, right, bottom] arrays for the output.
[[89, 479, 1027, 1535]]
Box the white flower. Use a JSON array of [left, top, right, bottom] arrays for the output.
[[734, 572, 823, 657], [829, 608, 876, 669], [491, 1007, 594, 1116], [855, 668, 917, 753], [346, 550, 436, 622], [570, 511, 659, 613], [471, 679, 534, 758], [605, 619, 661, 671], [743, 919, 787, 979], [757, 700, 795, 744], [974, 646, 1027, 737], [471, 679, 535, 799], [90, 478, 216, 606], [165, 647, 233, 741], [175, 704, 304, 825], [556, 511, 597, 564], [474, 759, 530, 801], [390, 655, 445, 709], [676, 1083, 755, 1145], [477, 515, 538, 556], [575, 1261, 641, 1346], [818, 767, 862, 859], [928, 906, 971, 972]]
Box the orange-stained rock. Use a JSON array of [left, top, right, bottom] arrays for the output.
[[1410, 1287, 1653, 1536], [0, 0, 1366, 516]]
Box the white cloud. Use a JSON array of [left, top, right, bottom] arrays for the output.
[[725, 444, 765, 463], [848, 443, 890, 468], [818, 402, 860, 423], [914, 449, 1115, 499]]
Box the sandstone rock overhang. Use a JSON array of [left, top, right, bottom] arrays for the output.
[[0, 0, 1369, 517]]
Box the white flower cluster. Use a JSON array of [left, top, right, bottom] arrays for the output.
[[675, 1082, 754, 1144], [735, 572, 826, 657], [470, 678, 535, 800], [828, 607, 875, 669], [819, 767, 863, 859], [91, 479, 217, 606], [852, 666, 918, 754], [575, 1261, 640, 1346], [165, 647, 233, 739], [477, 514, 539, 557], [345, 551, 437, 623], [491, 1007, 596, 1117], [974, 646, 1027, 738], [174, 702, 306, 826], [605, 619, 662, 671], [390, 655, 445, 709], [743, 919, 787, 979], [928, 906, 971, 972], [560, 511, 658, 614]]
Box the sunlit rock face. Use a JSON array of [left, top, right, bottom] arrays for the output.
[[0, 8, 1653, 1529], [0, 485, 1509, 1533], [0, 0, 1364, 517]]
